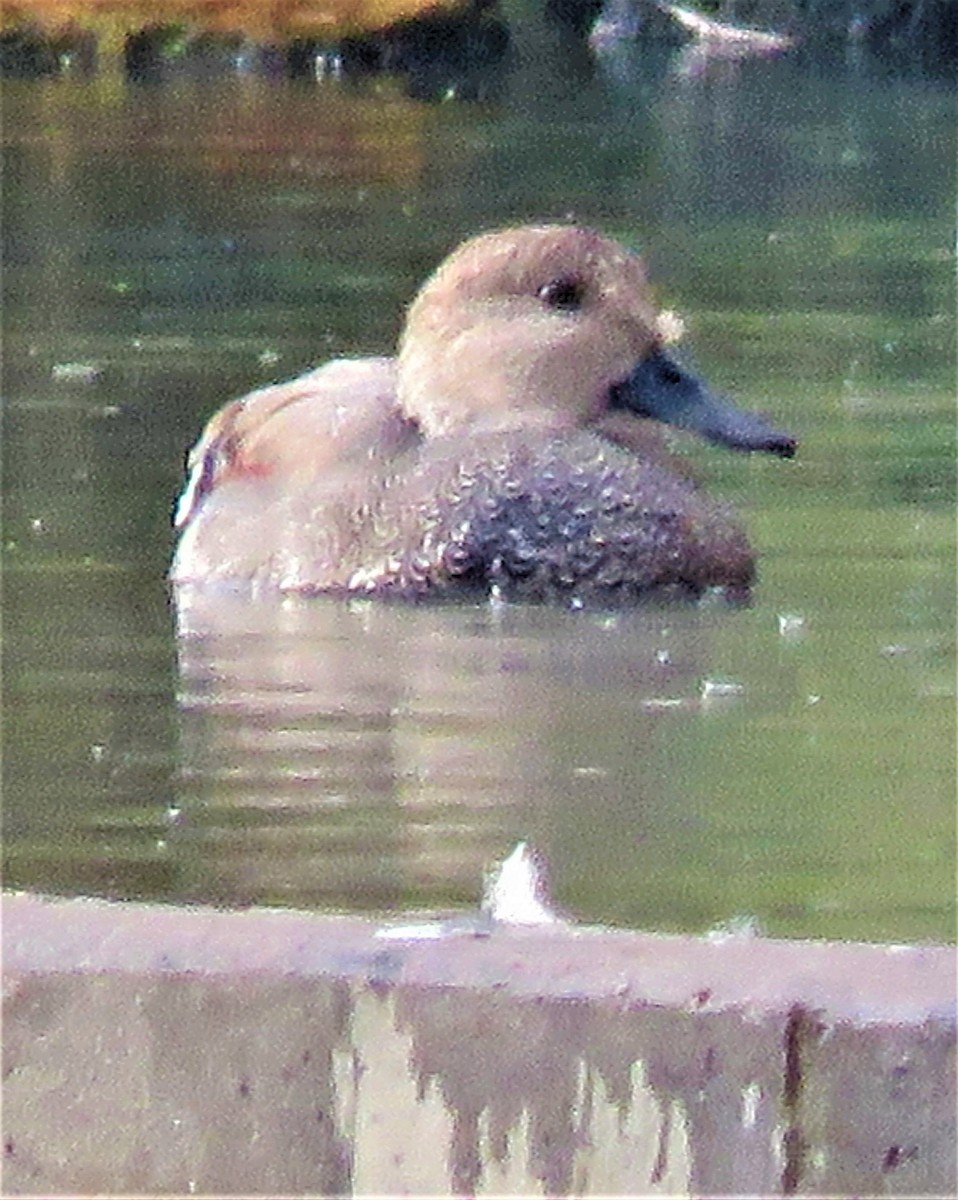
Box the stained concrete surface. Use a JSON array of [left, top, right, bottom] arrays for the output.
[[2, 892, 954, 1196]]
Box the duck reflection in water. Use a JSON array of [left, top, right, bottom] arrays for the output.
[[171, 225, 795, 607]]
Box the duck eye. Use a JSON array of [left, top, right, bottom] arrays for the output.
[[658, 358, 684, 385], [537, 275, 585, 311]]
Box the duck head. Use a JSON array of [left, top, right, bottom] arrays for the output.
[[397, 224, 795, 458]]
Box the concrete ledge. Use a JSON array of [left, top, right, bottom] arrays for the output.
[[3, 892, 955, 1196]]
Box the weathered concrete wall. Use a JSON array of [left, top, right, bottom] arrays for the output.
[[2, 892, 955, 1196]]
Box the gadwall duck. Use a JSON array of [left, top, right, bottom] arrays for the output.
[[171, 224, 795, 605]]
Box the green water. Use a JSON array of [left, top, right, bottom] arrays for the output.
[[3, 48, 954, 942]]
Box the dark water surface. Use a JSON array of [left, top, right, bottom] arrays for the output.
[[3, 47, 954, 942]]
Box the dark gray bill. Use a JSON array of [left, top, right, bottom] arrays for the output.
[[610, 350, 796, 458]]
